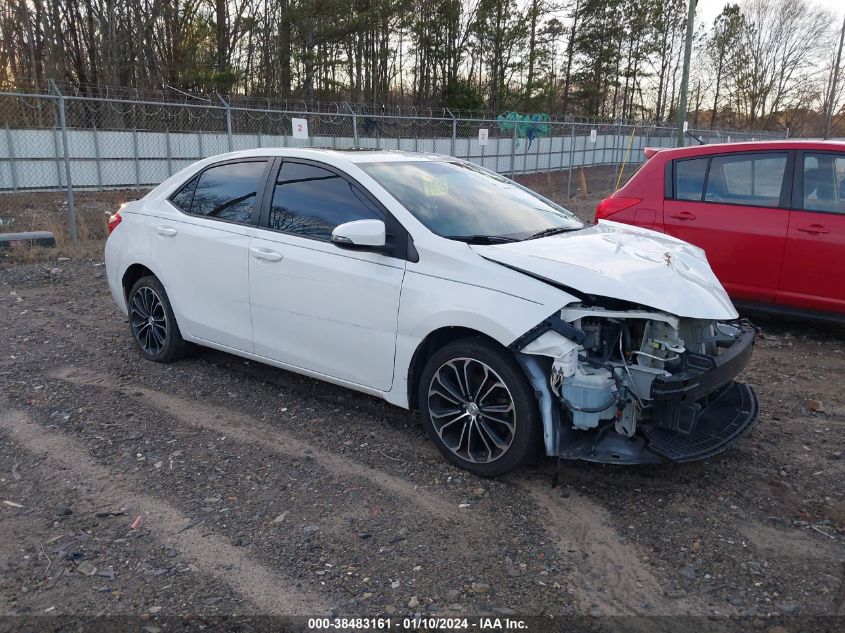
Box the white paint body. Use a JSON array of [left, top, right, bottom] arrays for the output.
[[105, 148, 738, 409]]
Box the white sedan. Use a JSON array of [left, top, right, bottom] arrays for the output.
[[105, 149, 758, 476]]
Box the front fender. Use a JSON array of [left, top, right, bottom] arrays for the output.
[[384, 269, 575, 408]]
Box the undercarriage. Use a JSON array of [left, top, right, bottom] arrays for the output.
[[514, 306, 758, 464]]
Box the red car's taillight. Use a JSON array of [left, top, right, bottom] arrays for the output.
[[595, 196, 642, 221], [107, 209, 122, 234]]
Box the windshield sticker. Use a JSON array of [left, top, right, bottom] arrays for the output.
[[423, 179, 448, 197]]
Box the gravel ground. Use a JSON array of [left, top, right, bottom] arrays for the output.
[[1, 170, 844, 629]]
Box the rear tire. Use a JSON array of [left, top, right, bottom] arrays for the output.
[[419, 338, 542, 477], [128, 276, 191, 363]]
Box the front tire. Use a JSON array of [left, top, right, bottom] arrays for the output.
[[128, 276, 191, 363], [419, 338, 541, 477]]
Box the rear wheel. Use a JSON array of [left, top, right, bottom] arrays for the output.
[[419, 338, 541, 477], [128, 276, 191, 363]]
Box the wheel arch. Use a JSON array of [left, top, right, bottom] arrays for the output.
[[121, 263, 156, 304], [406, 326, 506, 411]]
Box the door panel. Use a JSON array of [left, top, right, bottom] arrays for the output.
[[778, 211, 845, 311], [664, 152, 790, 302], [663, 200, 789, 302], [148, 159, 270, 352], [151, 211, 255, 351], [248, 159, 406, 392], [778, 152, 845, 312], [249, 232, 404, 391]]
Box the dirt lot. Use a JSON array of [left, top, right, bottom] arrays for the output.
[[1, 169, 845, 630]]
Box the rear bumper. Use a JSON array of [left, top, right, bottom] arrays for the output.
[[104, 234, 129, 316]]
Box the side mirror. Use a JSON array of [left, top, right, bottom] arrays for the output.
[[331, 219, 386, 248]]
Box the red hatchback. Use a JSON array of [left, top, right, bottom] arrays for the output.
[[596, 140, 845, 319]]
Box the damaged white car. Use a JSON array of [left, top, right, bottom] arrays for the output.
[[105, 149, 758, 476]]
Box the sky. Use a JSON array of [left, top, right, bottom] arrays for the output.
[[696, 0, 845, 27]]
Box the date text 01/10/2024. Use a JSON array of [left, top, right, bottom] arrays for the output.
[[306, 617, 529, 630]]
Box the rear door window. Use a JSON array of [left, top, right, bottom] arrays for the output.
[[704, 153, 787, 207], [673, 158, 708, 201], [802, 153, 845, 214], [171, 175, 198, 212], [171, 160, 268, 224]]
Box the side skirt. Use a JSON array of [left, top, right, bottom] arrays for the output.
[[183, 334, 389, 401]]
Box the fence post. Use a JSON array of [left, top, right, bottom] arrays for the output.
[[217, 93, 233, 152], [92, 124, 103, 188], [5, 124, 18, 191], [343, 102, 359, 148], [132, 127, 140, 187], [352, 113, 359, 147], [616, 120, 624, 172], [165, 126, 173, 176], [52, 126, 62, 188], [608, 121, 617, 168], [49, 80, 78, 243], [510, 121, 517, 177], [566, 123, 576, 199], [446, 107, 457, 157]]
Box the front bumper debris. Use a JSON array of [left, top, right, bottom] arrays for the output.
[[517, 320, 760, 465], [647, 322, 756, 437], [547, 379, 759, 465], [650, 322, 756, 404], [645, 381, 758, 462]]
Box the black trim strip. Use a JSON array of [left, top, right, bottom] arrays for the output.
[[509, 314, 587, 350]]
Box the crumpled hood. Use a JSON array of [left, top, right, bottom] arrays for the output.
[[472, 221, 738, 320]]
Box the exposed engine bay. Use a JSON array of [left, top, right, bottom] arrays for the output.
[[514, 305, 758, 464]]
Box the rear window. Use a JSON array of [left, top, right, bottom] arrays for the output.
[[674, 158, 708, 201], [802, 153, 845, 214], [704, 153, 787, 207], [671, 152, 788, 208]]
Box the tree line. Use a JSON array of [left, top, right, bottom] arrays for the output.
[[0, 0, 842, 134]]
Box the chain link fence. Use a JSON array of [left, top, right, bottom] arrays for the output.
[[0, 86, 786, 240]]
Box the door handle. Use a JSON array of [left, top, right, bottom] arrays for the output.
[[250, 247, 284, 262], [669, 211, 696, 221], [155, 226, 177, 237], [797, 224, 829, 235]]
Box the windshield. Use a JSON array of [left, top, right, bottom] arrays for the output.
[[359, 160, 583, 241]]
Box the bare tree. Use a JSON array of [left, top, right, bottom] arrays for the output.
[[732, 0, 831, 128], [0, 0, 838, 134]]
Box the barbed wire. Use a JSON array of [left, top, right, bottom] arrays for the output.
[[0, 85, 788, 140]]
